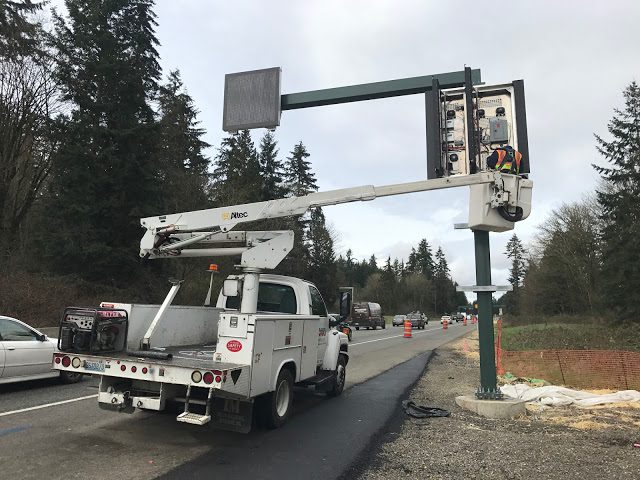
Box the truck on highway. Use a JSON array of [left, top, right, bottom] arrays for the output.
[[54, 272, 347, 432], [52, 166, 531, 431]]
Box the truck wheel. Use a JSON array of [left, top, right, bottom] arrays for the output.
[[327, 355, 347, 398], [259, 368, 294, 429], [60, 371, 83, 384]]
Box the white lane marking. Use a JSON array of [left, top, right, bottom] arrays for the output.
[[350, 326, 447, 347], [0, 394, 98, 418]]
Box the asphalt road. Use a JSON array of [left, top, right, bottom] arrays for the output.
[[0, 321, 471, 480]]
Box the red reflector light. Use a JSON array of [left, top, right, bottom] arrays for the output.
[[131, 366, 137, 373], [61, 356, 71, 367], [142, 367, 148, 374], [211, 370, 223, 375], [54, 357, 61, 364], [120, 365, 126, 372], [203, 372, 214, 384], [215, 376, 222, 383]]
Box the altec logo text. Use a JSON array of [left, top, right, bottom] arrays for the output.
[[222, 211, 249, 221]]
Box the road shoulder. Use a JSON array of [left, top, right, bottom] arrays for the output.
[[354, 333, 640, 480]]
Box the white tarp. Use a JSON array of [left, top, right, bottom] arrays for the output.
[[501, 384, 640, 407]]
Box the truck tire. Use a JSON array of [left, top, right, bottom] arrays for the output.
[[327, 355, 347, 398], [259, 368, 294, 429], [60, 371, 83, 384]]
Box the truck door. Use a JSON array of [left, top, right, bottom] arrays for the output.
[[306, 285, 329, 374]]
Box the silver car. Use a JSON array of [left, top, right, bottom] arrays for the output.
[[0, 315, 82, 385], [392, 314, 407, 327]]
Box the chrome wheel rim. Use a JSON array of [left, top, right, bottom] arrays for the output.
[[275, 378, 290, 417], [336, 364, 345, 391]]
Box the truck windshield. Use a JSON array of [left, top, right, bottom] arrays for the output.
[[225, 282, 297, 314]]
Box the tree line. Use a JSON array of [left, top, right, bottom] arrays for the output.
[[0, 0, 467, 316], [501, 81, 640, 323]]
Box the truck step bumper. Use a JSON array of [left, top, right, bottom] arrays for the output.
[[176, 412, 211, 425]]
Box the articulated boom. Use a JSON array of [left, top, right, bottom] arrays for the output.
[[139, 171, 532, 269]]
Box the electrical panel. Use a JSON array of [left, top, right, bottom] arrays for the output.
[[426, 80, 529, 179]]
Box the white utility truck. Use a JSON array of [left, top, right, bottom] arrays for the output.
[[53, 171, 531, 431]]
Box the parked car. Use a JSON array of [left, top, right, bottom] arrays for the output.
[[406, 312, 426, 329], [0, 315, 83, 385], [440, 314, 452, 325], [392, 314, 407, 327]]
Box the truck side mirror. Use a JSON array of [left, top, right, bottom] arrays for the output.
[[223, 279, 240, 297], [339, 291, 352, 321]]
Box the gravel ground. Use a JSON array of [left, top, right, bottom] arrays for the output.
[[352, 332, 640, 480]]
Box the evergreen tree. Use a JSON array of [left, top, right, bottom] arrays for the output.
[[380, 256, 397, 311], [258, 131, 285, 200], [211, 130, 261, 206], [368, 254, 378, 271], [283, 141, 317, 197], [505, 234, 527, 290], [415, 239, 434, 278], [406, 247, 417, 273], [0, 0, 42, 58], [593, 81, 640, 320], [433, 247, 450, 312], [307, 208, 336, 303], [157, 69, 210, 212], [44, 0, 162, 278]]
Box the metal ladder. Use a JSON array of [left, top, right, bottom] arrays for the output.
[[176, 385, 214, 425]]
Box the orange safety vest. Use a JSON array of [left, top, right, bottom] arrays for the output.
[[492, 147, 522, 174]]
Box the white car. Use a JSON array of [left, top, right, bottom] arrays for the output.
[[440, 315, 452, 325], [0, 315, 82, 385]]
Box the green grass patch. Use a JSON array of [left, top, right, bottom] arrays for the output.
[[499, 322, 640, 352]]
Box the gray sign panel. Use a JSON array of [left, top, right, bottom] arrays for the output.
[[223, 67, 281, 132]]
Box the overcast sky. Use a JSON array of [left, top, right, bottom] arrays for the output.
[[79, 1, 640, 298]]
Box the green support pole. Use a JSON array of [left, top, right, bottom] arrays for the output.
[[473, 229, 499, 398]]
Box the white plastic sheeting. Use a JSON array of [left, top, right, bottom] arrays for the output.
[[501, 384, 640, 407]]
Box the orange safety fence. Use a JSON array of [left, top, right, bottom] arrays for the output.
[[494, 319, 640, 389]]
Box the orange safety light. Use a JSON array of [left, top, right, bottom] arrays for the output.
[[208, 264, 218, 272]]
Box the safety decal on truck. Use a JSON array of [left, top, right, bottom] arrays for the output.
[[226, 340, 243, 352]]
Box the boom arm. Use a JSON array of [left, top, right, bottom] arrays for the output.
[[140, 171, 531, 261]]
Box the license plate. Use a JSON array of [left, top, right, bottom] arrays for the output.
[[84, 360, 105, 372]]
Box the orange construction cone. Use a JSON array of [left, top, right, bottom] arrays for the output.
[[463, 316, 467, 326], [443, 319, 448, 330], [403, 320, 412, 338]]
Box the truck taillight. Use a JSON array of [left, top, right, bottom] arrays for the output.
[[131, 366, 137, 373], [61, 356, 71, 367], [142, 367, 148, 374], [54, 356, 61, 364], [120, 365, 126, 372], [203, 372, 214, 384]]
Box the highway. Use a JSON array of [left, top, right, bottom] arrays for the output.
[[0, 321, 471, 480]]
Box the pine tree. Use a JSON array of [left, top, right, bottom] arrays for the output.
[[307, 208, 337, 303], [211, 130, 261, 206], [505, 234, 527, 290], [415, 239, 435, 278], [157, 70, 210, 212], [593, 81, 640, 320], [433, 247, 450, 312], [0, 0, 43, 58], [258, 131, 285, 200], [44, 0, 162, 278], [283, 141, 317, 197], [406, 247, 417, 273], [368, 254, 378, 271]]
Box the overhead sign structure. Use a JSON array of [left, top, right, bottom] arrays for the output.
[[220, 66, 533, 400]]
